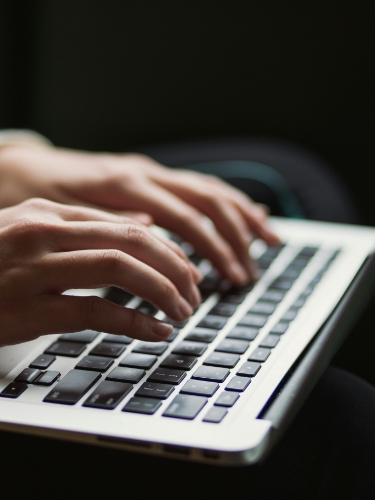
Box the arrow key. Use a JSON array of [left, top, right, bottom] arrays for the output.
[[0, 382, 27, 399]]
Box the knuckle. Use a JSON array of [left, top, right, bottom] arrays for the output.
[[21, 197, 54, 211], [178, 259, 192, 282], [180, 209, 201, 227], [158, 275, 178, 304], [200, 192, 221, 209], [5, 218, 57, 245], [80, 296, 102, 324], [125, 224, 149, 248], [125, 153, 152, 164], [126, 308, 147, 333], [99, 249, 126, 274]]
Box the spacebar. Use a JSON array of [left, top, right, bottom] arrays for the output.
[[44, 369, 101, 405]]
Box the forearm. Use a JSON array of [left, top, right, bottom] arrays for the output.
[[0, 130, 52, 208]]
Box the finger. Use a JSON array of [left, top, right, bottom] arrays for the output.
[[150, 231, 202, 283], [121, 211, 153, 225], [152, 185, 258, 280], [38, 294, 174, 341], [157, 173, 280, 245], [41, 249, 194, 322], [51, 222, 201, 307], [205, 181, 280, 244], [55, 192, 154, 225], [53, 201, 147, 225], [117, 183, 250, 284]]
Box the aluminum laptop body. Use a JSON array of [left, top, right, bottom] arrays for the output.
[[1, 217, 375, 466]]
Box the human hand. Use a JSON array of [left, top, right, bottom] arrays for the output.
[[0, 198, 201, 347], [0, 145, 280, 284]]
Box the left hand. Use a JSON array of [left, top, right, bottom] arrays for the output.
[[0, 145, 280, 284]]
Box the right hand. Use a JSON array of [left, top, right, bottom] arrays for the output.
[[0, 198, 202, 347]]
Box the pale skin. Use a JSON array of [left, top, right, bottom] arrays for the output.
[[0, 144, 280, 347]]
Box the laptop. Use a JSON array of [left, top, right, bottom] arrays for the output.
[[1, 217, 375, 466]]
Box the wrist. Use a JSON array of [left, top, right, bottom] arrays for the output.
[[0, 129, 53, 151]]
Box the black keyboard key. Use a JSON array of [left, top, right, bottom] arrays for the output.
[[15, 368, 42, 384], [192, 366, 230, 383], [281, 310, 298, 322], [172, 341, 207, 357], [203, 407, 228, 423], [204, 352, 240, 368], [164, 328, 180, 343], [220, 292, 247, 304], [279, 268, 301, 280], [299, 246, 319, 257], [290, 257, 310, 269], [269, 280, 294, 291], [123, 397, 162, 415], [248, 348, 271, 362], [226, 376, 251, 392], [44, 370, 101, 405], [238, 314, 268, 328], [59, 330, 100, 343], [198, 276, 222, 295], [106, 366, 145, 384], [227, 326, 259, 341], [45, 341, 86, 358], [163, 394, 207, 420], [133, 341, 168, 356], [262, 246, 284, 259], [164, 318, 189, 328], [197, 315, 227, 330], [105, 287, 134, 306], [29, 354, 56, 370], [136, 382, 174, 399], [90, 342, 126, 358], [214, 391, 240, 407], [34, 371, 60, 386], [161, 354, 197, 371], [103, 334, 134, 344], [119, 353, 157, 369], [75, 356, 114, 372], [210, 302, 238, 317], [185, 328, 218, 343], [0, 382, 27, 399], [237, 361, 261, 377], [181, 380, 219, 397], [292, 297, 306, 309], [248, 302, 276, 315], [215, 339, 249, 354], [257, 258, 273, 270], [301, 285, 315, 296], [260, 290, 285, 303], [260, 334, 280, 348], [271, 322, 289, 335], [137, 301, 159, 316], [83, 381, 132, 409], [310, 275, 322, 285], [148, 368, 186, 385]]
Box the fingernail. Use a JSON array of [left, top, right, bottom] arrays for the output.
[[246, 259, 260, 281], [229, 262, 248, 284], [190, 285, 201, 307], [177, 296, 193, 320], [153, 321, 173, 338], [244, 233, 253, 246], [190, 262, 203, 283]]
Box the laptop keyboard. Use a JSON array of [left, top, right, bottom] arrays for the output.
[[0, 242, 340, 424]]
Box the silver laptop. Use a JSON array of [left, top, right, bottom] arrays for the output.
[[1, 217, 375, 466]]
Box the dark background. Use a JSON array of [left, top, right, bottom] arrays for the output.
[[0, 1, 375, 384], [1, 1, 374, 222]]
